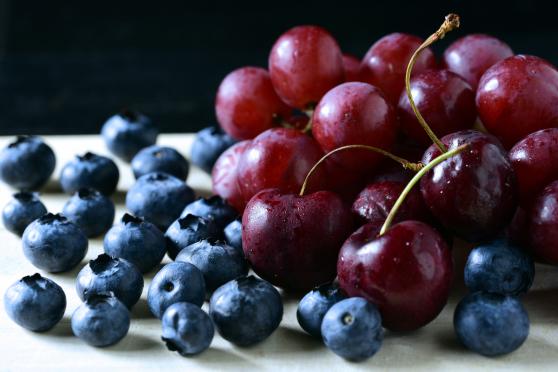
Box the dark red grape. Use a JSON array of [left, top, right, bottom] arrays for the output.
[[509, 128, 558, 206], [215, 67, 290, 140], [212, 140, 251, 212], [476, 55, 558, 149], [268, 25, 344, 109], [237, 128, 325, 203], [443, 34, 513, 89], [398, 69, 476, 146], [420, 130, 517, 242], [360, 33, 437, 104], [312, 82, 397, 173], [243, 189, 353, 291], [529, 180, 558, 264], [342, 54, 361, 82], [352, 181, 430, 226], [337, 220, 453, 331]]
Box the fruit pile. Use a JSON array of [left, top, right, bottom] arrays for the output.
[[1, 12, 557, 362]]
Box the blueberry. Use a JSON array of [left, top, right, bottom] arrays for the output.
[[103, 213, 166, 273], [321, 297, 383, 361], [76, 254, 144, 309], [0, 136, 56, 190], [297, 283, 347, 338], [62, 188, 115, 238], [181, 195, 237, 230], [190, 126, 236, 173], [465, 239, 534, 296], [4, 273, 66, 332], [126, 172, 195, 231], [22, 213, 88, 272], [454, 292, 529, 356], [164, 214, 219, 260], [209, 275, 283, 346], [131, 145, 189, 181], [101, 109, 158, 162], [71, 293, 130, 347], [223, 219, 243, 256], [59, 152, 119, 195], [147, 262, 206, 318], [2, 192, 47, 236], [161, 302, 214, 356], [176, 239, 248, 293]]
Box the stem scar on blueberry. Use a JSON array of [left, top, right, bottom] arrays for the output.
[[405, 13, 461, 153], [299, 145, 423, 196], [379, 143, 469, 235]]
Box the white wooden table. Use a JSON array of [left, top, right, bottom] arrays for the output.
[[1, 134, 557, 371]]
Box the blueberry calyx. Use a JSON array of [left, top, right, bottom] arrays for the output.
[[121, 213, 143, 225], [147, 173, 169, 182], [162, 337, 181, 352], [21, 273, 43, 285], [9, 135, 32, 148], [177, 214, 205, 230], [84, 292, 116, 305], [78, 152, 97, 162], [119, 108, 139, 122], [77, 187, 100, 199], [342, 312, 354, 325], [89, 254, 116, 274], [235, 275, 258, 287], [13, 192, 36, 202], [38, 213, 67, 224]]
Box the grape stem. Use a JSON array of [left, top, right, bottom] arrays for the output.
[[379, 143, 468, 235], [299, 145, 423, 196], [405, 13, 460, 153]]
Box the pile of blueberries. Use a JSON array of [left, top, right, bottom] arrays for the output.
[[0, 114, 284, 355]]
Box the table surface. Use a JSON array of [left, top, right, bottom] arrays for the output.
[[1, 134, 558, 372]]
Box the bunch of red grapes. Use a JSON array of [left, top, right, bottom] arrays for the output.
[[210, 14, 558, 333]]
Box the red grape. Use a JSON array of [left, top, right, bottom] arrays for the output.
[[312, 82, 397, 173], [509, 128, 558, 206], [342, 53, 361, 82], [360, 33, 437, 104], [529, 180, 558, 264], [443, 34, 513, 89], [352, 181, 430, 226], [211, 140, 251, 212], [398, 69, 476, 145], [476, 55, 558, 149], [237, 128, 326, 203], [215, 67, 290, 140], [420, 130, 517, 242], [268, 25, 345, 109]]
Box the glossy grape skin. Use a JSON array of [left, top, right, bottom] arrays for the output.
[[215, 67, 289, 140], [211, 140, 251, 213], [312, 82, 397, 173], [360, 33, 437, 104], [337, 220, 453, 331], [420, 130, 517, 242], [243, 189, 353, 291], [237, 128, 326, 203], [268, 25, 345, 109], [342, 54, 361, 82], [443, 34, 513, 89], [476, 55, 558, 149], [509, 128, 558, 207], [398, 70, 476, 146], [352, 181, 429, 226], [528, 180, 558, 264]]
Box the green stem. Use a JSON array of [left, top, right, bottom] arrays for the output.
[[299, 144, 423, 196], [379, 143, 468, 235], [405, 13, 460, 153]]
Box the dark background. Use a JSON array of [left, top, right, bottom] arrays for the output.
[[0, 0, 556, 135]]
